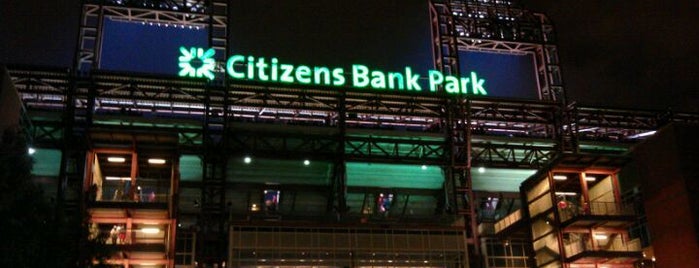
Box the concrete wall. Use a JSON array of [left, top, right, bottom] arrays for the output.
[[0, 66, 21, 135], [632, 123, 699, 268]]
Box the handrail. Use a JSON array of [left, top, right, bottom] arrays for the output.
[[558, 201, 634, 222], [564, 236, 642, 257]]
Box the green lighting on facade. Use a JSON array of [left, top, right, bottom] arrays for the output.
[[179, 46, 488, 96], [178, 47, 216, 80]]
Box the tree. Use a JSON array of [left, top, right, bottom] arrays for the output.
[[0, 129, 84, 267], [0, 129, 53, 266]]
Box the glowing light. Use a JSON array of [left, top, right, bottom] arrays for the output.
[[28, 147, 36, 155], [107, 157, 126, 163], [593, 233, 608, 240], [178, 47, 216, 80], [585, 176, 597, 182], [186, 47, 488, 95], [105, 176, 131, 181], [303, 159, 311, 166], [553, 175, 567, 181], [243, 156, 252, 164], [148, 158, 166, 164], [628, 130, 657, 139], [478, 167, 486, 173], [555, 192, 577, 196], [421, 165, 428, 170], [141, 227, 160, 234]]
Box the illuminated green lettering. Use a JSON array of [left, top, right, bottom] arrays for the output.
[[280, 64, 294, 83], [180, 47, 490, 95], [295, 65, 312, 84], [445, 76, 459, 93], [332, 68, 345, 86], [271, 58, 279, 81], [405, 67, 421, 90], [388, 72, 404, 90], [428, 70, 443, 92], [370, 71, 386, 89], [226, 55, 246, 79], [352, 65, 369, 88], [471, 72, 486, 95], [459, 77, 470, 94], [314, 66, 331, 85], [247, 56, 255, 79], [256, 57, 269, 81]]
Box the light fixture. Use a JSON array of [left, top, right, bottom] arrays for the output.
[[628, 130, 656, 139], [585, 176, 597, 182], [105, 176, 132, 181], [478, 167, 486, 173], [593, 233, 608, 240], [141, 227, 160, 234], [148, 158, 166, 164], [555, 192, 577, 196], [303, 159, 310, 166], [107, 157, 126, 163], [553, 175, 567, 181], [28, 147, 36, 155], [243, 156, 251, 164], [421, 165, 428, 170]]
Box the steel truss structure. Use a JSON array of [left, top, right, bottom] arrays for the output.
[[7, 0, 699, 267]]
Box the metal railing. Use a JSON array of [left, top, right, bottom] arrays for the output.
[[564, 236, 642, 258], [558, 201, 634, 222]]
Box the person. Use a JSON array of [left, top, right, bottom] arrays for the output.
[[113, 188, 123, 201], [117, 226, 126, 244], [109, 226, 118, 244], [148, 191, 156, 202]]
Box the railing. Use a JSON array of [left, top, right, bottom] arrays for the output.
[[564, 236, 642, 258], [93, 192, 171, 204], [89, 227, 168, 246], [558, 201, 634, 222], [494, 209, 522, 233]]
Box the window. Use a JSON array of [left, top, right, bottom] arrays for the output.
[[377, 193, 394, 213], [263, 190, 280, 212]]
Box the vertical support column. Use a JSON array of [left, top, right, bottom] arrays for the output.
[[448, 97, 480, 265], [199, 82, 228, 266], [75, 2, 104, 73], [430, 0, 460, 76], [199, 0, 229, 262], [209, 0, 229, 81], [579, 172, 590, 215], [130, 151, 138, 200], [331, 91, 348, 215]]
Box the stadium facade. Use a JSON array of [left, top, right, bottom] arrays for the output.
[[2, 0, 698, 267]]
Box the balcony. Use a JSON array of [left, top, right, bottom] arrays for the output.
[[558, 201, 636, 229], [564, 235, 643, 264]]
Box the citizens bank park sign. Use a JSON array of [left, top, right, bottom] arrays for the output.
[[178, 47, 488, 96]]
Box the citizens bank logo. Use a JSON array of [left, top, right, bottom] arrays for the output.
[[178, 47, 216, 80], [176, 46, 488, 97]]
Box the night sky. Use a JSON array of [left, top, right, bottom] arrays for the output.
[[1, 0, 697, 112]]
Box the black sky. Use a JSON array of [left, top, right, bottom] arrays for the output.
[[526, 0, 699, 112], [1, 0, 697, 112]]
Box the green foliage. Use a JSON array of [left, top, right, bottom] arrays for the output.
[[0, 130, 78, 267]]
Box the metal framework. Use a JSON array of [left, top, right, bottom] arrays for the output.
[[8, 0, 699, 267]]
